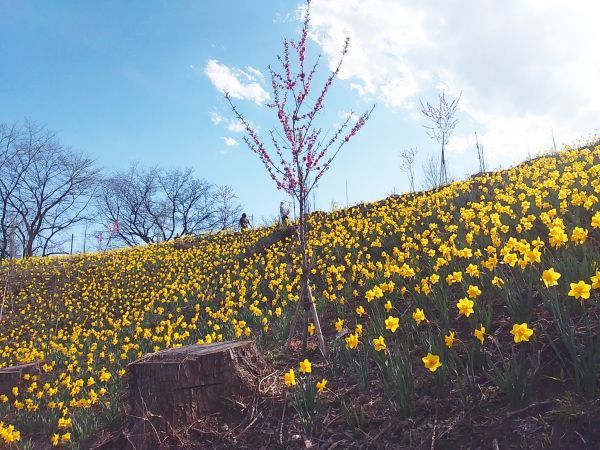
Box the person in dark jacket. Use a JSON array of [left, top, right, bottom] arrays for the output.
[[239, 213, 250, 230]]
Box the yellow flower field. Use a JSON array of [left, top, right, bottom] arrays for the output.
[[2, 145, 600, 447]]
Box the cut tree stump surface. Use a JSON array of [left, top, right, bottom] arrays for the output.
[[125, 340, 264, 449], [134, 340, 251, 362]]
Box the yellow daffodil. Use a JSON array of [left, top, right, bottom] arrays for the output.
[[373, 335, 387, 352], [412, 308, 426, 325], [510, 323, 534, 343], [591, 271, 600, 289], [444, 331, 455, 348], [384, 315, 400, 333], [422, 353, 442, 372], [316, 378, 327, 393], [345, 333, 359, 349], [466, 264, 479, 277], [541, 268, 561, 288], [456, 298, 475, 317], [299, 359, 311, 374], [474, 325, 486, 345], [491, 276, 504, 287], [568, 281, 592, 300], [592, 211, 600, 228], [467, 285, 482, 298], [284, 368, 296, 387], [571, 227, 588, 244]]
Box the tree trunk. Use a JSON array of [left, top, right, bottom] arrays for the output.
[[285, 193, 327, 359], [125, 340, 264, 449], [440, 138, 447, 186]]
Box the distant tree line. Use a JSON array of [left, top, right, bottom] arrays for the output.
[[0, 121, 242, 258]]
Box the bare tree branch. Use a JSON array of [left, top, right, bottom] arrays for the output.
[[399, 147, 417, 193], [422, 153, 441, 190], [0, 121, 99, 257], [420, 90, 461, 186], [95, 165, 227, 246]]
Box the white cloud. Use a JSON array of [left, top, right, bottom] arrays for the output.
[[446, 135, 474, 156], [209, 111, 225, 125], [340, 110, 359, 122], [308, 0, 432, 109], [307, 0, 600, 161], [273, 9, 300, 24], [204, 59, 270, 105], [227, 121, 246, 133], [245, 66, 264, 80], [222, 137, 239, 147], [208, 111, 256, 134]]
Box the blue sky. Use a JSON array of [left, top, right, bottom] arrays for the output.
[[2, 0, 599, 225]]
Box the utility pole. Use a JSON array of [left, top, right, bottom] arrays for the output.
[[551, 129, 557, 152], [345, 179, 349, 207], [83, 224, 88, 254], [70, 234, 74, 254], [292, 198, 296, 220]]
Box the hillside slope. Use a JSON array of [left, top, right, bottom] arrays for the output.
[[2, 146, 600, 448]]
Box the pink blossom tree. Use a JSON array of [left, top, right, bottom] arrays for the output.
[[226, 0, 373, 357]]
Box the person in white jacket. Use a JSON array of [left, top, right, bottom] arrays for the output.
[[280, 201, 290, 225]]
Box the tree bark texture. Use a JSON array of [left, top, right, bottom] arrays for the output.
[[125, 340, 264, 449]]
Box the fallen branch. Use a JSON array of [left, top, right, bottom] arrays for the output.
[[504, 400, 556, 421], [430, 413, 438, 450], [279, 392, 288, 446]]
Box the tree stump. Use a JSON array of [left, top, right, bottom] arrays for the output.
[[0, 361, 42, 396], [125, 340, 264, 449]]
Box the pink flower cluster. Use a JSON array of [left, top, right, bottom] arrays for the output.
[[226, 0, 373, 199]]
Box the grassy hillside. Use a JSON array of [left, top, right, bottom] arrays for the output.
[[2, 145, 600, 448]]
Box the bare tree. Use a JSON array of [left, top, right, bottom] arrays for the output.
[[420, 90, 461, 186], [214, 185, 242, 230], [0, 122, 43, 258], [174, 174, 216, 236], [1, 121, 99, 257], [95, 165, 156, 247], [399, 147, 417, 192], [96, 165, 220, 246], [422, 153, 441, 190], [17, 150, 98, 257], [156, 168, 215, 240]]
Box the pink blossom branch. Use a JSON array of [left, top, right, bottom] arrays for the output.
[[226, 0, 373, 201]]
